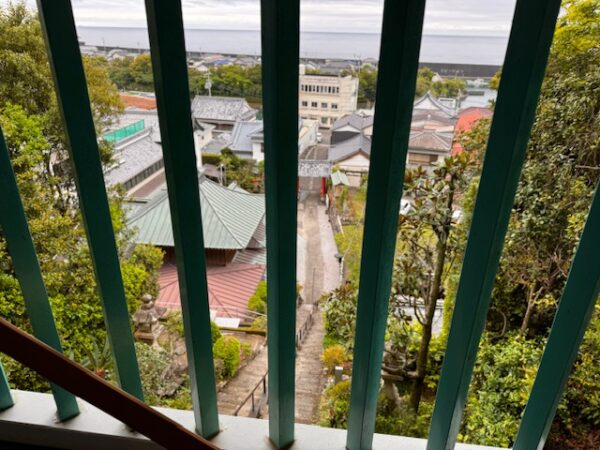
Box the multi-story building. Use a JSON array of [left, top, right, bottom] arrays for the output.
[[298, 65, 358, 128]]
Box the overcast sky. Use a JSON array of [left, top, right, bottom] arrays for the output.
[[8, 0, 517, 35]]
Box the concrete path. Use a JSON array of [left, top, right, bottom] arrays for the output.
[[294, 193, 340, 424], [217, 192, 339, 423], [217, 342, 269, 417]]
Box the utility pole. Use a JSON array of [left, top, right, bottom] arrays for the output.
[[205, 75, 213, 97]]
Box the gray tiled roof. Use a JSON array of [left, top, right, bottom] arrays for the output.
[[104, 129, 163, 187], [191, 96, 257, 123], [329, 134, 372, 162], [413, 91, 457, 118], [128, 175, 265, 250], [202, 133, 232, 153], [409, 130, 453, 152], [230, 121, 264, 153], [331, 112, 374, 132]]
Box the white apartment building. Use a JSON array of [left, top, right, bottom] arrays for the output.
[[298, 65, 358, 128]]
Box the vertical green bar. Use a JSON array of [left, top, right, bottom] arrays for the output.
[[426, 0, 561, 449], [260, 0, 299, 447], [0, 128, 79, 420], [144, 0, 219, 438], [36, 0, 143, 400], [513, 184, 600, 450], [0, 363, 13, 411], [346, 1, 426, 449]]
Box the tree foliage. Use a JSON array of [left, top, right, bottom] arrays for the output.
[[343, 65, 466, 106], [0, 2, 161, 391], [320, 2, 599, 447], [451, 1, 600, 446]]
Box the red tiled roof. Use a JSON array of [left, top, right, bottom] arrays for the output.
[[120, 94, 157, 110], [156, 262, 265, 319], [452, 107, 493, 155]]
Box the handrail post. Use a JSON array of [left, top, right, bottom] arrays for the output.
[[346, 1, 426, 448], [0, 126, 79, 420], [513, 184, 600, 450], [144, 0, 219, 438], [260, 0, 300, 446], [426, 0, 562, 448], [0, 363, 13, 411], [36, 0, 143, 399]]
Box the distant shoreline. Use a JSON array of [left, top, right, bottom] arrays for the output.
[[78, 25, 509, 39], [85, 42, 501, 79], [77, 27, 508, 66]]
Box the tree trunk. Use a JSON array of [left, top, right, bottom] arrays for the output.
[[409, 175, 456, 413], [520, 286, 541, 334], [409, 235, 447, 413]]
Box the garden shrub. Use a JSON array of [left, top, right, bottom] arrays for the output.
[[251, 315, 267, 331], [213, 336, 241, 380], [321, 344, 349, 373], [247, 281, 267, 314]]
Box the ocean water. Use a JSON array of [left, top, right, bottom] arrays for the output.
[[77, 27, 508, 65]]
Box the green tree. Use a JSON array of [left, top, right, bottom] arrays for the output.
[[0, 3, 162, 392], [387, 153, 473, 412], [450, 1, 600, 446]]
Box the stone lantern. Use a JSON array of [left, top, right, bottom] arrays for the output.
[[133, 294, 164, 346]]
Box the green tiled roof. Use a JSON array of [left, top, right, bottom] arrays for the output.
[[330, 171, 350, 186], [128, 176, 265, 250]]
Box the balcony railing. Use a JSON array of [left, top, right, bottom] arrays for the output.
[[0, 0, 599, 449], [103, 119, 146, 143]]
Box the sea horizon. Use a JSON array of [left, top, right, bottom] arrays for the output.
[[77, 26, 509, 65]]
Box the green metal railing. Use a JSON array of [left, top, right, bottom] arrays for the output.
[[261, 0, 300, 447], [427, 0, 563, 448], [0, 0, 597, 449], [37, 0, 145, 400], [144, 0, 219, 438], [103, 119, 145, 143], [0, 128, 79, 420], [346, 1, 425, 448]]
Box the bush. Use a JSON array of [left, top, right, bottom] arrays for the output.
[[319, 380, 352, 429], [247, 281, 267, 314], [321, 344, 349, 373], [135, 342, 172, 403], [202, 153, 222, 166], [251, 315, 267, 331], [1, 355, 49, 393], [241, 342, 253, 359], [210, 321, 222, 345], [461, 332, 544, 447], [318, 379, 430, 436], [322, 283, 358, 350], [213, 336, 241, 380]]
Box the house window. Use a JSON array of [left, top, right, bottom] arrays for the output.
[[321, 117, 328, 125], [301, 101, 308, 107], [336, 87, 340, 93], [311, 101, 318, 108], [331, 103, 338, 109], [321, 102, 328, 109]]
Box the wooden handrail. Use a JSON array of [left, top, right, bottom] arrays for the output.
[[0, 317, 219, 450]]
